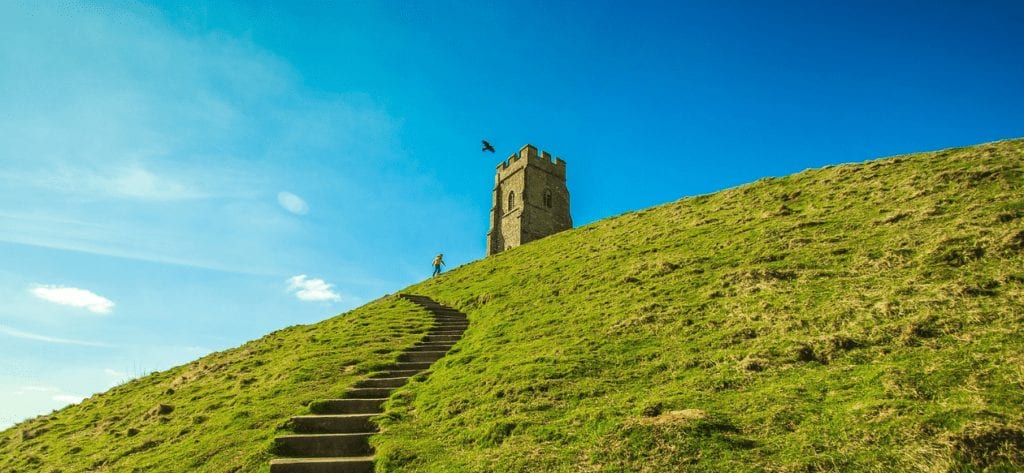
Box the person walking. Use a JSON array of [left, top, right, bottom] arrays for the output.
[[432, 253, 446, 277]]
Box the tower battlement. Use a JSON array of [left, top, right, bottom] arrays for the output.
[[487, 143, 573, 255], [496, 144, 567, 181]]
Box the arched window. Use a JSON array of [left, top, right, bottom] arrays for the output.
[[543, 189, 553, 208], [507, 191, 515, 210]]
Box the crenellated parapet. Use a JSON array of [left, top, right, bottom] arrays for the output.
[[495, 144, 567, 181]]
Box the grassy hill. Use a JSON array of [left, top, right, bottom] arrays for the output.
[[3, 138, 1023, 472], [0, 300, 435, 471]]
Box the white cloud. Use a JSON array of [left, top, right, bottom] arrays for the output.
[[0, 324, 110, 347], [11, 386, 85, 405], [52, 394, 85, 404], [79, 165, 207, 201], [287, 274, 341, 302], [10, 163, 208, 202], [103, 368, 127, 378], [0, 2, 411, 279], [277, 191, 309, 215], [30, 285, 114, 314]]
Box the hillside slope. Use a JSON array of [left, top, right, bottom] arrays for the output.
[[0, 299, 434, 472], [2, 138, 1022, 472], [377, 138, 1024, 472]]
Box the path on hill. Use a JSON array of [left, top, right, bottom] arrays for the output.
[[269, 295, 468, 473]]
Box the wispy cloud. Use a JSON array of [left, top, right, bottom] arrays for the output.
[[287, 274, 341, 302], [0, 212, 278, 276], [277, 191, 309, 215], [30, 285, 114, 314], [0, 324, 110, 347], [52, 394, 85, 404], [103, 368, 127, 378], [55, 165, 208, 201], [0, 2, 399, 275]]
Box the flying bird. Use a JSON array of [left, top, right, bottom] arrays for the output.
[[481, 140, 496, 153]]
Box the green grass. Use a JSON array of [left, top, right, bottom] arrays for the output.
[[0, 298, 434, 472], [375, 138, 1024, 472], [2, 138, 1022, 472]]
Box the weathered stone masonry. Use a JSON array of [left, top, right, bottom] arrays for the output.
[[487, 144, 572, 255]]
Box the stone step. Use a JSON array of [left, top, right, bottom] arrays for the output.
[[354, 377, 408, 388], [415, 339, 456, 348], [427, 331, 465, 337], [399, 293, 431, 300], [423, 334, 461, 343], [413, 340, 456, 347], [398, 351, 447, 363], [386, 361, 433, 371], [369, 369, 420, 379], [310, 398, 386, 414], [432, 324, 468, 330], [407, 344, 454, 352], [344, 387, 394, 399], [271, 295, 468, 473], [274, 433, 373, 457], [270, 457, 374, 473], [290, 414, 377, 434]]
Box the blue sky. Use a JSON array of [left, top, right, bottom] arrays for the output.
[[1, 1, 1021, 428]]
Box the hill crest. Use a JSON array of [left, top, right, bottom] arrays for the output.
[[3, 138, 1022, 472]]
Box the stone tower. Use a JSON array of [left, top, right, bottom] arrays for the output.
[[487, 144, 572, 255]]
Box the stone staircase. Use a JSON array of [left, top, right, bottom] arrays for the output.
[[270, 294, 468, 473]]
